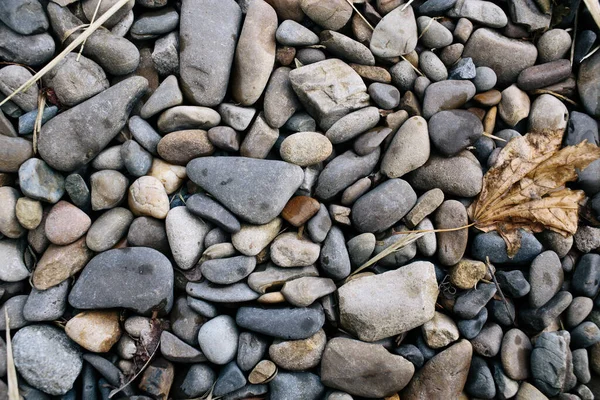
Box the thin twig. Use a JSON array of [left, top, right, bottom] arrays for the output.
[[392, 222, 476, 235], [483, 132, 507, 142], [580, 44, 600, 62], [78, 0, 103, 61], [5, 309, 19, 400], [486, 257, 515, 325], [33, 91, 46, 155], [400, 0, 415, 12], [345, 0, 374, 30], [108, 342, 160, 398], [0, 0, 131, 108], [570, 5, 578, 66]]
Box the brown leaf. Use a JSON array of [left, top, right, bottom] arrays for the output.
[[469, 127, 600, 257]]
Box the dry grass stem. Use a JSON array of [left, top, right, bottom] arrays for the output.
[[78, 0, 103, 60], [0, 0, 131, 108], [5, 309, 19, 400], [583, 0, 600, 30]]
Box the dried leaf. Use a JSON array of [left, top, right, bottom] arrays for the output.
[[469, 128, 600, 257]]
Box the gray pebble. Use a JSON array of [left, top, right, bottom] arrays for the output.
[[368, 83, 400, 109]]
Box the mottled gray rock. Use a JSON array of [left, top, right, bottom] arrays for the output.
[[187, 157, 303, 224], [320, 226, 351, 280], [236, 304, 325, 340], [13, 325, 82, 396], [508, 0, 551, 32], [237, 332, 268, 371], [38, 76, 147, 171], [130, 7, 179, 40], [321, 337, 415, 397], [121, 140, 152, 177], [0, 135, 33, 173], [248, 264, 319, 294], [299, 0, 351, 30], [531, 331, 570, 397], [152, 31, 179, 76], [339, 261, 438, 341], [43, 53, 109, 107], [429, 109, 483, 156], [263, 67, 301, 129], [290, 59, 370, 130], [352, 179, 417, 232], [201, 256, 256, 285], [239, 112, 278, 159], [269, 371, 324, 400], [218, 103, 256, 131], [422, 80, 476, 119], [417, 16, 453, 48], [166, 206, 211, 270], [0, 0, 48, 35], [370, 5, 418, 57], [320, 30, 375, 66], [578, 51, 600, 118], [0, 21, 54, 66], [18, 158, 65, 204], [463, 28, 537, 86], [160, 331, 206, 363], [315, 149, 379, 200], [68, 247, 174, 315], [179, 0, 241, 106], [454, 283, 497, 319], [447, 0, 508, 28], [23, 280, 69, 322], [276, 20, 319, 46], [187, 281, 260, 303], [0, 66, 38, 112], [140, 75, 183, 119], [325, 106, 380, 144], [529, 250, 563, 308], [420, 51, 448, 82], [86, 207, 134, 252]]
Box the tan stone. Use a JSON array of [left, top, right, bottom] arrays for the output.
[[33, 237, 94, 290], [15, 197, 43, 230], [498, 84, 530, 127], [421, 312, 460, 349], [139, 358, 175, 400], [231, 218, 283, 256], [157, 130, 214, 165], [90, 170, 129, 211], [280, 131, 333, 166], [450, 259, 487, 290], [66, 310, 122, 352], [0, 186, 26, 238], [128, 176, 170, 219], [269, 329, 326, 370], [258, 292, 286, 304], [249, 360, 277, 384], [148, 158, 187, 194], [45, 201, 91, 245]]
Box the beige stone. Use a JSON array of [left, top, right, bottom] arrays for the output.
[[498, 84, 530, 127], [157, 130, 214, 165], [33, 237, 94, 290], [450, 259, 487, 290], [0, 186, 26, 238], [421, 312, 460, 349], [45, 201, 91, 245], [15, 197, 43, 230], [269, 329, 326, 370], [249, 360, 277, 384], [280, 132, 333, 166], [232, 218, 283, 256], [66, 310, 122, 352], [90, 170, 129, 211], [148, 158, 187, 194], [128, 176, 170, 219], [258, 292, 286, 304]]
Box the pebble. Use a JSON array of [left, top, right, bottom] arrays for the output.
[[201, 256, 256, 285], [130, 7, 179, 40], [454, 282, 497, 319], [269, 371, 324, 400], [44, 201, 91, 246], [574, 30, 596, 64], [157, 106, 220, 133], [236, 303, 325, 340], [538, 29, 572, 63], [516, 382, 548, 399], [448, 0, 507, 28], [148, 159, 186, 195], [198, 315, 238, 365], [531, 331, 570, 397], [0, 239, 28, 282], [65, 310, 121, 353], [370, 4, 418, 57], [473, 66, 498, 92], [403, 340, 473, 399], [128, 176, 170, 219], [528, 250, 563, 308], [248, 360, 277, 384], [38, 76, 147, 171], [418, 16, 453, 48], [270, 232, 320, 267], [188, 157, 303, 224], [0, 21, 54, 66], [232, 218, 282, 257], [565, 297, 594, 328], [300, 0, 352, 31], [472, 323, 503, 357], [571, 321, 600, 348], [450, 259, 487, 289], [68, 247, 174, 315], [420, 51, 448, 82], [290, 59, 369, 130], [18, 106, 58, 135], [86, 207, 133, 252], [454, 18, 474, 43], [22, 280, 68, 323], [276, 20, 319, 46], [325, 106, 380, 144], [381, 116, 430, 178], [368, 83, 400, 109], [280, 131, 332, 166], [472, 230, 543, 264], [152, 31, 179, 76], [408, 150, 483, 197], [187, 280, 260, 303], [465, 356, 496, 399], [572, 348, 591, 383], [166, 206, 210, 270], [140, 75, 183, 119], [315, 149, 379, 200], [422, 80, 476, 118], [160, 330, 205, 363], [15, 197, 42, 230], [0, 66, 38, 112], [186, 193, 240, 233], [463, 28, 537, 86], [269, 329, 326, 371], [263, 67, 301, 129], [422, 311, 459, 348], [517, 59, 572, 91], [281, 196, 320, 227], [0, 294, 28, 330], [435, 200, 468, 265], [13, 325, 82, 396], [237, 332, 268, 372], [448, 57, 477, 80], [90, 170, 128, 211], [339, 261, 438, 341], [0, 135, 33, 173], [321, 30, 375, 66], [508, 0, 551, 32], [128, 117, 162, 155], [496, 270, 530, 298], [18, 159, 64, 204], [501, 328, 532, 380], [32, 237, 93, 290]]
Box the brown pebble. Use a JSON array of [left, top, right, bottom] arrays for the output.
[[157, 129, 214, 165], [517, 59, 572, 91], [249, 360, 278, 384], [483, 106, 497, 135], [467, 107, 486, 121], [33, 237, 94, 290], [281, 196, 320, 227], [276, 46, 296, 66], [350, 64, 392, 83], [139, 358, 175, 400], [258, 291, 286, 304], [474, 90, 502, 106], [399, 91, 422, 117]]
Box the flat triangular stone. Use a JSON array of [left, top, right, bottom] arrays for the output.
[[187, 157, 304, 224]]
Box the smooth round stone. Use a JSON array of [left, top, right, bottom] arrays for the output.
[[15, 197, 42, 230], [325, 107, 380, 144], [390, 60, 418, 91], [13, 325, 82, 395], [422, 311, 459, 348], [43, 53, 109, 107], [471, 323, 503, 357], [22, 280, 68, 323], [280, 131, 332, 167], [270, 371, 324, 400], [417, 16, 453, 48], [0, 295, 28, 330], [565, 297, 594, 328], [453, 283, 497, 319], [465, 356, 496, 399], [517, 59, 572, 91], [64, 173, 90, 210], [166, 206, 210, 270], [157, 129, 214, 165], [572, 254, 600, 297], [454, 18, 474, 43], [495, 270, 530, 298], [157, 106, 221, 133], [0, 135, 33, 173], [498, 84, 530, 127], [172, 364, 216, 399], [248, 360, 277, 384], [270, 232, 320, 267], [0, 186, 26, 238], [295, 48, 326, 65], [276, 19, 319, 46], [341, 177, 372, 205], [528, 94, 568, 133], [232, 218, 282, 256], [571, 322, 600, 348], [373, 231, 417, 267], [269, 329, 326, 370], [0, 65, 38, 112], [186, 193, 240, 233], [537, 29, 572, 63], [394, 344, 425, 369], [319, 226, 351, 280], [352, 178, 417, 233], [86, 207, 134, 252], [368, 83, 400, 109], [408, 151, 482, 197], [45, 201, 91, 246], [439, 43, 464, 67], [90, 170, 129, 211], [91, 146, 124, 170], [81, 0, 134, 28], [68, 247, 174, 315], [420, 51, 448, 82], [147, 159, 186, 195], [575, 30, 597, 64], [572, 348, 591, 383], [370, 4, 418, 57], [18, 158, 65, 204], [320, 30, 375, 66], [160, 330, 205, 363], [121, 140, 153, 177], [300, 0, 352, 30], [281, 276, 336, 307], [473, 66, 497, 92], [0, 0, 48, 35], [306, 203, 331, 244], [218, 103, 256, 131], [32, 238, 93, 290], [128, 176, 170, 219], [127, 216, 169, 253], [65, 310, 122, 353], [0, 21, 55, 67], [140, 75, 183, 119], [500, 328, 531, 380], [212, 361, 246, 397], [170, 296, 205, 346], [130, 7, 179, 40], [0, 239, 29, 282], [421, 80, 476, 119], [430, 109, 483, 157], [472, 230, 543, 264], [207, 126, 241, 152], [529, 250, 563, 308], [198, 315, 239, 365], [201, 256, 256, 285], [236, 304, 325, 340], [458, 308, 488, 339]]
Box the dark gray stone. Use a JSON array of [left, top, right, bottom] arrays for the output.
[[419, 0, 457, 15], [236, 304, 325, 340], [572, 253, 600, 297], [448, 57, 476, 80], [186, 281, 260, 303], [121, 140, 152, 177], [200, 256, 256, 285], [18, 158, 65, 204], [531, 331, 570, 396], [0, 0, 48, 35], [458, 307, 488, 340], [213, 362, 246, 397], [186, 193, 241, 233], [160, 331, 206, 363], [315, 150, 380, 200], [127, 217, 170, 254], [130, 7, 179, 40], [128, 116, 162, 155], [306, 204, 332, 243], [429, 109, 483, 157], [519, 291, 573, 332], [495, 270, 530, 298], [571, 322, 600, 349], [269, 371, 324, 400], [320, 226, 351, 280], [472, 230, 543, 264], [394, 344, 424, 368], [172, 364, 216, 398], [0, 21, 54, 66], [0, 295, 29, 330], [68, 247, 174, 315], [466, 356, 496, 399], [237, 332, 268, 372], [170, 297, 205, 346], [18, 107, 58, 135], [23, 280, 69, 322], [187, 157, 304, 225], [222, 384, 268, 400], [529, 250, 563, 308], [454, 283, 497, 319], [572, 348, 591, 383]]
